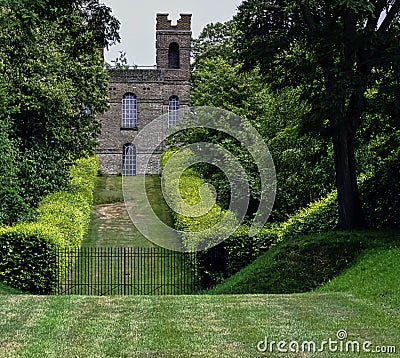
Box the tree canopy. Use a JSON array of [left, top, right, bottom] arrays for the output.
[[233, 0, 400, 229], [0, 0, 120, 223]]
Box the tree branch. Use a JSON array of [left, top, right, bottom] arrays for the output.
[[366, 0, 388, 31], [378, 0, 400, 34]]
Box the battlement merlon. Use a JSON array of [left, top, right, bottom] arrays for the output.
[[156, 13, 192, 31]]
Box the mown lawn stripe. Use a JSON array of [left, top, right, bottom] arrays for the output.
[[3, 294, 397, 357]]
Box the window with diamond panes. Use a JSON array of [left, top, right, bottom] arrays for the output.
[[122, 93, 137, 128]]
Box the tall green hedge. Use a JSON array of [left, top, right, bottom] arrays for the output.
[[0, 156, 98, 294], [161, 148, 237, 251]]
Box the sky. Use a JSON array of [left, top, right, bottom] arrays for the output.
[[101, 0, 243, 66]]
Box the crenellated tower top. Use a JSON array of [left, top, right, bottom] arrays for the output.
[[156, 13, 192, 31]]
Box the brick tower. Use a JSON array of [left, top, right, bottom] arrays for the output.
[[156, 14, 192, 75], [96, 14, 192, 175]]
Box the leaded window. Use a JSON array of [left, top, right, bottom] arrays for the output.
[[168, 96, 179, 127], [122, 143, 136, 176], [122, 93, 137, 128]]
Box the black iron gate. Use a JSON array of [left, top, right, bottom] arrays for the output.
[[56, 247, 199, 295]]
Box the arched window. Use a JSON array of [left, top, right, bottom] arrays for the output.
[[168, 42, 180, 69], [122, 143, 136, 176], [168, 96, 179, 127], [122, 93, 137, 128]]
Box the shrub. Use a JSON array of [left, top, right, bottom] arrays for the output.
[[160, 147, 179, 170], [0, 223, 64, 294], [0, 156, 98, 293], [277, 191, 338, 241]]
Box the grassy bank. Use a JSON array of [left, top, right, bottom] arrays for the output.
[[209, 230, 400, 297], [318, 246, 400, 307]]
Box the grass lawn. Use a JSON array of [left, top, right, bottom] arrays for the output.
[[82, 175, 177, 248], [1, 176, 398, 356], [1, 230, 399, 357], [0, 292, 398, 357]]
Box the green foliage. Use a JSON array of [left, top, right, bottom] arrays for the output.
[[0, 80, 32, 224], [361, 151, 400, 228], [209, 230, 400, 294], [278, 191, 338, 240], [0, 223, 63, 294], [357, 96, 400, 229], [162, 148, 237, 251], [18, 144, 72, 208], [233, 0, 400, 229], [0, 156, 98, 293], [76, 0, 121, 49], [68, 156, 98, 203], [35, 156, 97, 248], [160, 147, 179, 170], [192, 21, 236, 63], [191, 6, 399, 232], [0, 120, 31, 224], [36, 194, 88, 248], [189, 53, 336, 219], [0, 0, 119, 213]]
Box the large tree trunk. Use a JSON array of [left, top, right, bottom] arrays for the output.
[[332, 124, 365, 229]]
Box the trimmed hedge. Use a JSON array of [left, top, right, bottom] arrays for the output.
[[0, 156, 98, 294], [161, 148, 237, 251], [0, 224, 63, 294], [277, 190, 338, 241]]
